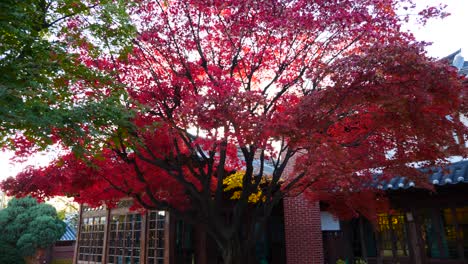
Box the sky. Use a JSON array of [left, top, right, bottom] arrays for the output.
[[0, 0, 467, 181], [407, 0, 468, 58]]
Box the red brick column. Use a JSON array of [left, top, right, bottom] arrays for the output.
[[283, 196, 323, 264]]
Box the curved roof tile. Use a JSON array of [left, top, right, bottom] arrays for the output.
[[381, 160, 468, 190]]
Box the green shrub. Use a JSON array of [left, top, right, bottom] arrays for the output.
[[0, 196, 66, 262]]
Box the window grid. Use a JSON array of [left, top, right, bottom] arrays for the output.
[[78, 216, 106, 263], [107, 214, 142, 264], [442, 207, 468, 258], [377, 213, 409, 257], [147, 211, 166, 264]]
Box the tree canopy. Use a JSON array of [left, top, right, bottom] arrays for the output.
[[0, 0, 135, 151], [1, 0, 467, 263], [0, 196, 66, 264]]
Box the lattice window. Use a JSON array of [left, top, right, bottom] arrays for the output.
[[442, 208, 459, 258], [442, 207, 468, 259], [456, 207, 468, 258], [107, 214, 142, 264], [147, 211, 166, 264], [376, 212, 409, 257], [78, 216, 106, 263]]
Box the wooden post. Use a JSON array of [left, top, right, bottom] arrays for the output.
[[431, 208, 447, 258], [72, 205, 84, 264], [414, 210, 428, 264], [375, 228, 383, 264], [164, 212, 174, 264], [406, 211, 423, 264], [102, 208, 111, 264], [342, 221, 354, 263], [387, 214, 398, 260], [358, 218, 368, 261], [140, 211, 148, 263]]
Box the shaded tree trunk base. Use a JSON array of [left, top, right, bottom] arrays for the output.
[[222, 239, 246, 264]]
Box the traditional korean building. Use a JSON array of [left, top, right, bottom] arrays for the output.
[[444, 49, 468, 77], [73, 50, 468, 264], [74, 202, 168, 264], [312, 50, 468, 264], [72, 164, 468, 264], [320, 160, 468, 264], [73, 199, 287, 264]]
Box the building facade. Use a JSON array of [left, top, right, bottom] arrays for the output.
[[74, 201, 168, 264], [320, 160, 468, 264], [74, 200, 287, 264], [73, 161, 468, 264]]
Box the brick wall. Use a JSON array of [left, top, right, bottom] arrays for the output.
[[283, 195, 324, 264]]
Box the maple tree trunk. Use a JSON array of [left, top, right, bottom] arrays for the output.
[[216, 207, 271, 264], [221, 238, 246, 264]]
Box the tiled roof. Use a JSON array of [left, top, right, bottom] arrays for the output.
[[441, 49, 468, 76], [377, 160, 468, 190], [442, 49, 462, 62], [60, 224, 77, 241], [460, 67, 468, 76]]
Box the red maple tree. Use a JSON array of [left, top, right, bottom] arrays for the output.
[[2, 0, 467, 262]]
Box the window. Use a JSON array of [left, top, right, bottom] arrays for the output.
[[376, 212, 409, 257], [107, 214, 142, 264], [78, 207, 168, 264], [78, 216, 106, 263], [420, 209, 451, 259], [349, 207, 468, 261], [418, 206, 468, 259], [454, 207, 468, 257], [443, 207, 468, 258], [147, 211, 166, 264]]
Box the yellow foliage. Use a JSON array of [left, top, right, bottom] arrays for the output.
[[223, 171, 267, 203]]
